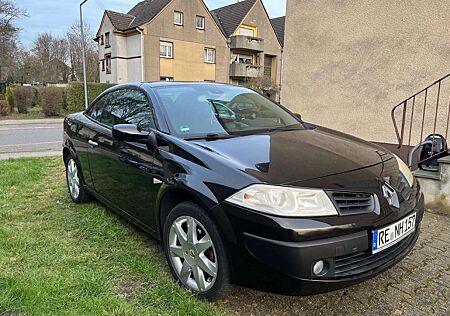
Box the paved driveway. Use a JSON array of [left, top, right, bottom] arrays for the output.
[[217, 212, 450, 316], [0, 119, 63, 160]]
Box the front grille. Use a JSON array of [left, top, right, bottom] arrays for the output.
[[329, 192, 375, 215], [333, 231, 415, 278]]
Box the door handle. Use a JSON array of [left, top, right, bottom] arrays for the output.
[[119, 155, 152, 173], [88, 140, 98, 148]]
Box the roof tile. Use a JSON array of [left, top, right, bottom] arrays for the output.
[[270, 16, 285, 47], [211, 0, 257, 38]]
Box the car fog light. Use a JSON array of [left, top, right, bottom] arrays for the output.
[[313, 260, 325, 275]]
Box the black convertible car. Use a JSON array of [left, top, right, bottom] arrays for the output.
[[63, 82, 424, 300]]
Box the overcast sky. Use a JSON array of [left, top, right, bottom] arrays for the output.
[[15, 0, 286, 48]]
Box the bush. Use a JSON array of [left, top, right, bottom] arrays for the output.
[[6, 86, 14, 112], [31, 87, 41, 107], [13, 86, 35, 113], [65, 82, 115, 113], [0, 100, 10, 116], [40, 87, 64, 117], [0, 93, 5, 100]]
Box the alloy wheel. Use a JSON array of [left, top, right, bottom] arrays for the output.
[[168, 215, 218, 293], [67, 159, 80, 200]]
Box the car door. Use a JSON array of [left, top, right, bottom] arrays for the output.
[[86, 88, 160, 231]]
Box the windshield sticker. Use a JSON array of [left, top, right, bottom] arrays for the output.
[[180, 125, 190, 132]]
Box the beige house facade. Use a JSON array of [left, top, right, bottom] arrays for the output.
[[96, 0, 285, 91], [96, 0, 229, 84], [281, 0, 450, 145]]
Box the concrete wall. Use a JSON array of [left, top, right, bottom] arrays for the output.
[[414, 156, 450, 206], [281, 0, 450, 144], [143, 0, 229, 82]]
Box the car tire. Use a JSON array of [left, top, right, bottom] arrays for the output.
[[65, 155, 92, 204], [163, 201, 230, 301]]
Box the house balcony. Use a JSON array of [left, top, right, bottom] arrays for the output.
[[230, 35, 264, 52], [229, 63, 264, 78]]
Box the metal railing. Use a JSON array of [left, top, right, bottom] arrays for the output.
[[391, 72, 450, 166]]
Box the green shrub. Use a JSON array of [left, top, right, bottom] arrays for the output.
[[6, 86, 14, 112], [63, 88, 68, 110], [40, 87, 64, 117], [0, 93, 5, 100], [0, 100, 10, 116], [13, 86, 35, 113], [65, 83, 115, 113]]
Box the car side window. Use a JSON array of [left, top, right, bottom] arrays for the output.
[[87, 89, 156, 131], [88, 94, 108, 121]]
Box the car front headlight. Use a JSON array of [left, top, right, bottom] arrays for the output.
[[225, 184, 338, 217], [393, 154, 414, 187]]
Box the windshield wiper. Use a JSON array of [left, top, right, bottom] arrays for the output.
[[185, 133, 234, 141], [266, 126, 304, 133]]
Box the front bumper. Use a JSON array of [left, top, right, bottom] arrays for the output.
[[221, 191, 425, 294]]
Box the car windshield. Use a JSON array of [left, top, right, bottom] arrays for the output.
[[154, 84, 303, 138]]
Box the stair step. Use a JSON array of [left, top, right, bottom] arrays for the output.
[[438, 156, 450, 165], [412, 169, 442, 180]]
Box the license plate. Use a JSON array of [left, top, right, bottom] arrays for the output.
[[372, 212, 416, 254]]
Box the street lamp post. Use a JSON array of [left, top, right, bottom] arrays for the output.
[[80, 0, 89, 110]]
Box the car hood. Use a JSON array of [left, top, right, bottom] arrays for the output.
[[191, 127, 392, 185]]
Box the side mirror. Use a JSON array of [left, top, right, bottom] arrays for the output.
[[112, 124, 149, 142], [147, 129, 157, 150], [294, 113, 302, 121]]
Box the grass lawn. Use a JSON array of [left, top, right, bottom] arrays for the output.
[[0, 157, 226, 315], [0, 107, 66, 121], [0, 107, 47, 120]]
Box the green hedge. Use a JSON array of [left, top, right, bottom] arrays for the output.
[[6, 86, 15, 112], [66, 83, 115, 113]]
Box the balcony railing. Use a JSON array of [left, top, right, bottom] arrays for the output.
[[229, 63, 263, 78], [230, 35, 264, 52]]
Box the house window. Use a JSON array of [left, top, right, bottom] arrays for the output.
[[174, 11, 183, 26], [105, 32, 110, 47], [239, 26, 255, 37], [101, 60, 105, 72], [204, 48, 216, 64], [196, 16, 205, 30], [160, 41, 173, 58], [232, 53, 253, 65], [100, 35, 104, 45], [105, 54, 111, 74], [160, 76, 174, 81]]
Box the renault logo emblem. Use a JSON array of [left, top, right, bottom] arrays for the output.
[[382, 182, 400, 208]]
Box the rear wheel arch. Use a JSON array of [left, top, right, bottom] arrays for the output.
[[62, 147, 71, 164], [63, 146, 89, 194]]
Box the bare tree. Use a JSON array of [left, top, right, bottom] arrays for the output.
[[67, 22, 99, 82], [0, 0, 27, 39], [0, 0, 27, 80], [15, 50, 41, 83], [31, 33, 69, 83], [246, 75, 280, 100]]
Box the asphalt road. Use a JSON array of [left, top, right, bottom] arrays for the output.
[[0, 119, 63, 160]]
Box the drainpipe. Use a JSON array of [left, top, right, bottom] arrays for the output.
[[227, 38, 231, 84], [278, 47, 283, 103], [136, 27, 145, 82]]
